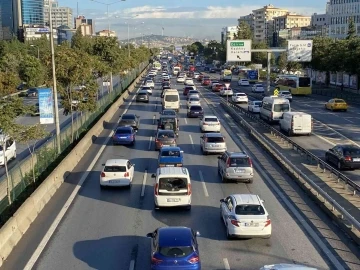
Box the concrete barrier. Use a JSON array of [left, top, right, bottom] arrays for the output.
[[0, 64, 149, 267]]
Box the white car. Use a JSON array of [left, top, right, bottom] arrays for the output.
[[0, 136, 16, 166], [278, 90, 293, 102], [100, 159, 135, 188], [141, 86, 152, 95], [260, 264, 318, 270], [238, 79, 250, 86], [232, 93, 248, 103], [200, 115, 221, 132], [248, 100, 262, 113], [177, 76, 185, 83], [148, 71, 156, 77], [252, 84, 265, 93], [187, 96, 201, 108], [162, 75, 170, 81], [145, 80, 154, 88], [194, 72, 200, 79], [220, 194, 272, 239], [220, 87, 233, 96], [185, 79, 194, 86], [187, 91, 200, 100]]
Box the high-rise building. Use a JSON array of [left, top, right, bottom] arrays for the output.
[[44, 0, 73, 28], [273, 13, 311, 32], [21, 0, 44, 26], [74, 15, 94, 36], [0, 0, 21, 40], [221, 26, 237, 44], [252, 4, 288, 44], [238, 14, 255, 32]]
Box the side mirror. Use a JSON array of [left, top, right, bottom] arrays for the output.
[[151, 173, 156, 178], [146, 233, 153, 238], [136, 115, 140, 118], [220, 199, 225, 203]]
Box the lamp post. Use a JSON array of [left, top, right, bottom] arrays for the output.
[[30, 44, 39, 59], [125, 15, 139, 58]]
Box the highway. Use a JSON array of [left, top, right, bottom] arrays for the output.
[[203, 72, 360, 183], [3, 68, 359, 270]]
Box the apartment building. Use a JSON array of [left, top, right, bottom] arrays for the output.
[[74, 15, 94, 36], [327, 0, 360, 38], [253, 4, 288, 44], [238, 13, 255, 32], [221, 26, 237, 44], [44, 0, 73, 28], [273, 13, 311, 32]]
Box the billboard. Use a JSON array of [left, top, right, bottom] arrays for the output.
[[287, 40, 313, 62], [226, 40, 251, 62], [38, 88, 54, 124], [247, 70, 258, 81]]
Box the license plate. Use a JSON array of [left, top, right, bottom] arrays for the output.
[[194, 112, 199, 114], [165, 164, 175, 167], [244, 223, 259, 227], [235, 169, 245, 173], [167, 198, 180, 202], [109, 180, 120, 183], [119, 137, 127, 139], [353, 158, 360, 162]]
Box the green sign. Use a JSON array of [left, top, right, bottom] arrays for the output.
[[230, 42, 244, 47]]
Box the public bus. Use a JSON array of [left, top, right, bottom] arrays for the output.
[[275, 75, 312, 95]]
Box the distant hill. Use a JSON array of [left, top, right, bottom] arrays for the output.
[[120, 34, 197, 43]]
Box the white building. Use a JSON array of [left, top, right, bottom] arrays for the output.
[[327, 0, 360, 38], [44, 0, 73, 28], [273, 13, 311, 32], [221, 26, 238, 44]]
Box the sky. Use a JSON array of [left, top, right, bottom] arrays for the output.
[[57, 0, 327, 41]]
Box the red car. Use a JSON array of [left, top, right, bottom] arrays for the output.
[[183, 86, 195, 95], [213, 83, 223, 92], [202, 77, 211, 86]]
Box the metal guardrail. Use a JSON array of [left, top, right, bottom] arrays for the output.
[[220, 100, 360, 233]]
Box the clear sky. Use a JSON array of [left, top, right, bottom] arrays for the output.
[[57, 0, 327, 40]]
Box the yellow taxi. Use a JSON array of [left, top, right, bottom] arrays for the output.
[[325, 98, 348, 112]]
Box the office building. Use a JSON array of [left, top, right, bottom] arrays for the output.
[[44, 0, 73, 28], [252, 4, 288, 44], [74, 15, 94, 36], [0, 0, 22, 40], [57, 25, 76, 44], [238, 13, 255, 32], [221, 26, 237, 44], [22, 0, 44, 26], [273, 13, 311, 32]]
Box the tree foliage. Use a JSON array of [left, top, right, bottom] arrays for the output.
[[347, 17, 356, 40], [235, 22, 253, 40], [19, 55, 46, 87]]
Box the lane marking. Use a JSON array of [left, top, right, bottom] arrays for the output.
[[129, 259, 135, 270], [313, 133, 336, 146], [148, 136, 152, 150], [189, 134, 195, 150], [223, 258, 231, 270], [141, 170, 147, 197], [152, 115, 155, 124], [23, 80, 143, 270], [199, 170, 209, 197], [184, 118, 188, 124], [344, 118, 354, 123]]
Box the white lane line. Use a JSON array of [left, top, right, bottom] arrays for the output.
[[129, 259, 135, 270], [152, 115, 155, 124], [23, 83, 143, 270], [148, 136, 153, 150], [189, 134, 195, 150], [223, 258, 231, 270], [199, 170, 209, 197], [141, 170, 147, 197], [344, 118, 354, 123], [184, 118, 188, 124], [313, 133, 336, 146]]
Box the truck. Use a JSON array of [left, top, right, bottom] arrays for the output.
[[220, 69, 232, 82], [247, 70, 259, 83]]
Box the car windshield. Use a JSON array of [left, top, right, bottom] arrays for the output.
[[165, 95, 179, 102], [158, 132, 175, 138], [159, 177, 188, 190], [122, 115, 135, 120], [138, 92, 147, 96], [160, 118, 176, 123], [189, 91, 198, 95], [273, 104, 290, 112], [237, 94, 246, 96], [335, 99, 346, 103], [204, 117, 217, 122], [191, 106, 202, 111], [163, 111, 176, 115], [206, 136, 224, 143], [189, 98, 199, 102], [116, 129, 131, 134], [254, 102, 262, 107], [104, 166, 126, 172], [229, 157, 250, 167], [146, 81, 153, 84], [161, 150, 180, 157], [159, 246, 193, 258], [141, 87, 151, 90], [235, 205, 265, 215]]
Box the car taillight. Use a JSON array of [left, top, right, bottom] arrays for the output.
[[101, 172, 105, 177], [151, 256, 163, 265], [226, 158, 230, 168], [265, 219, 271, 227], [230, 219, 240, 227], [155, 183, 159, 195], [187, 183, 191, 195], [188, 255, 199, 264], [344, 156, 352, 161], [124, 172, 129, 177], [248, 158, 253, 167]]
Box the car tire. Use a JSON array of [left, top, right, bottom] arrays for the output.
[[154, 203, 160, 210]]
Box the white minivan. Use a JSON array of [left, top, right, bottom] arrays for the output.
[[260, 96, 290, 123], [152, 167, 192, 210], [163, 89, 180, 112], [279, 112, 312, 136]]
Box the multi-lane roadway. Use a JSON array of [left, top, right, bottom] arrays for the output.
[[3, 67, 359, 270]]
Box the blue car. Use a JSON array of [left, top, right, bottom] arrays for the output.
[[112, 126, 136, 145], [158, 146, 183, 167], [147, 227, 201, 270]]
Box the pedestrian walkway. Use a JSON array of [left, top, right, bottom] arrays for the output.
[[312, 84, 360, 103]]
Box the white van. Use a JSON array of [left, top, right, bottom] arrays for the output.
[[279, 112, 312, 136], [260, 96, 290, 123], [152, 167, 192, 210], [163, 89, 180, 112], [173, 66, 181, 76]]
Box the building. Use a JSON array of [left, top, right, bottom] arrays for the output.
[[221, 26, 237, 44], [327, 0, 360, 38], [96, 29, 116, 37], [57, 25, 76, 44], [74, 15, 94, 36], [273, 26, 327, 46], [22, 25, 57, 42], [273, 13, 311, 32], [238, 13, 255, 32], [311, 13, 329, 28], [44, 0, 73, 28], [0, 0, 22, 40], [252, 4, 288, 44], [21, 0, 44, 26]]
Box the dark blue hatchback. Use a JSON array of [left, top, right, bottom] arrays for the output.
[[112, 126, 136, 145], [147, 227, 201, 270]]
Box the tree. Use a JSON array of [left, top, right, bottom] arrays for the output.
[[71, 28, 93, 53], [347, 17, 356, 40], [278, 52, 302, 73], [235, 22, 253, 39], [0, 71, 20, 97], [19, 55, 46, 87], [252, 42, 268, 65]]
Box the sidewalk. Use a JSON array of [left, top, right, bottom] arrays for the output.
[[312, 84, 360, 103]]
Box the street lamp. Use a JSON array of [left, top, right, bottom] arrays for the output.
[[30, 44, 39, 59], [125, 14, 139, 57]]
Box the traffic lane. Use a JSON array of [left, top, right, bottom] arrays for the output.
[[33, 87, 159, 270]]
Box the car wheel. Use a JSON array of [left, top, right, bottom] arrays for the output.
[[337, 161, 342, 170]]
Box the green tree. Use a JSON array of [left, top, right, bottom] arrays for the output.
[[19, 55, 46, 87], [347, 17, 356, 40], [0, 71, 20, 97], [252, 42, 268, 65], [235, 22, 253, 39]]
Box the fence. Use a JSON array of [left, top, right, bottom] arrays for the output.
[[0, 61, 149, 213]]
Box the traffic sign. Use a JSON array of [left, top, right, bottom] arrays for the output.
[[225, 83, 230, 89], [274, 89, 279, 96], [226, 40, 251, 62], [287, 40, 313, 62]]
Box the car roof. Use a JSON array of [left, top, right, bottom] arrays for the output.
[[235, 92, 246, 95], [122, 113, 136, 118], [203, 115, 218, 119], [116, 126, 133, 130], [138, 90, 148, 94], [232, 194, 261, 205], [158, 227, 193, 247], [157, 129, 175, 134], [226, 151, 248, 158], [104, 159, 128, 166], [160, 115, 176, 119], [204, 132, 223, 137]]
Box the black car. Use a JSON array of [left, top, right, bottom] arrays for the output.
[[17, 82, 27, 91], [209, 68, 216, 73], [118, 113, 140, 131], [325, 144, 360, 170], [157, 115, 179, 136], [26, 88, 38, 97], [136, 90, 149, 103], [187, 105, 204, 118], [162, 81, 171, 88]]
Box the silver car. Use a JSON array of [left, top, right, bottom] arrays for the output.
[[217, 151, 254, 183], [200, 133, 227, 155]]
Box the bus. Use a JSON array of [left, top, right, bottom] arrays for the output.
[[275, 75, 312, 95]]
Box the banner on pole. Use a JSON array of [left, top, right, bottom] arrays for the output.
[[38, 88, 54, 124]]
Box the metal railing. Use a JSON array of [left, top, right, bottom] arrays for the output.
[[220, 100, 360, 233], [0, 61, 149, 214]]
